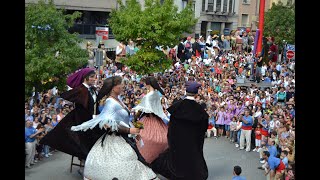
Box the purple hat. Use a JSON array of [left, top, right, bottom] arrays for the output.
[[185, 81, 201, 94], [67, 68, 95, 88]]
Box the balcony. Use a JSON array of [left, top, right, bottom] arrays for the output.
[[68, 23, 114, 39]]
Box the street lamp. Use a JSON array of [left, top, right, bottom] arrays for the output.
[[282, 40, 287, 63]]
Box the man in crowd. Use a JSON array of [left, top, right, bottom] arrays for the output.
[[262, 151, 285, 180], [25, 120, 44, 168], [239, 109, 253, 152]]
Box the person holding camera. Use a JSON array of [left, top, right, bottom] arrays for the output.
[[239, 109, 253, 152]]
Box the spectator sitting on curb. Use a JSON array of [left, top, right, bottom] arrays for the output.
[[232, 165, 247, 180]]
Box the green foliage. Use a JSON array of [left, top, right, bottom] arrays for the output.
[[124, 48, 172, 75], [25, 0, 87, 98], [264, 1, 295, 52], [109, 0, 197, 75]]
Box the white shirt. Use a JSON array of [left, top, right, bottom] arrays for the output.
[[83, 83, 97, 102], [174, 62, 180, 68], [261, 66, 267, 76], [116, 44, 124, 55], [206, 35, 212, 44], [275, 120, 281, 129], [269, 120, 275, 130], [57, 114, 64, 121], [185, 96, 195, 101], [254, 111, 262, 118]]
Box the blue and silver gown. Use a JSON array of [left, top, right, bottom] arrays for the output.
[[71, 97, 158, 180]]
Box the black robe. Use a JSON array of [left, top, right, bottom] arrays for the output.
[[177, 42, 186, 62], [40, 84, 105, 160], [192, 41, 202, 56], [151, 99, 209, 180]]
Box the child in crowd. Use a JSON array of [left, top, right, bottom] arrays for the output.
[[229, 116, 237, 143], [207, 121, 217, 139], [215, 106, 226, 137], [234, 116, 243, 148], [280, 150, 289, 168], [253, 124, 262, 152]]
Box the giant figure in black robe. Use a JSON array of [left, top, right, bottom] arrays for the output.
[[40, 69, 105, 160], [151, 90, 209, 180]]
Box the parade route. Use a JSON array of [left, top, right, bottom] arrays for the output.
[[25, 137, 265, 180]]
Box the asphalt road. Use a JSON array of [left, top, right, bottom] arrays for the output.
[[25, 137, 266, 180]]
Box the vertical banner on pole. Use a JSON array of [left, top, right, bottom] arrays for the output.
[[256, 0, 265, 55], [252, 29, 260, 56]]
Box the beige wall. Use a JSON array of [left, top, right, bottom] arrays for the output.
[[25, 0, 117, 12], [238, 0, 271, 30], [238, 1, 257, 28]]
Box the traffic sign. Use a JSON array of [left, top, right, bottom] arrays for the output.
[[286, 50, 295, 59]]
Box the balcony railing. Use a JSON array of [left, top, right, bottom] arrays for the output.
[[68, 24, 114, 39]]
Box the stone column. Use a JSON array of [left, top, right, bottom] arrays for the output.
[[207, 21, 212, 37], [220, 22, 225, 34], [195, 22, 202, 36]]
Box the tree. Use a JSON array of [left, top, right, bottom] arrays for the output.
[[25, 0, 87, 99], [109, 0, 197, 75], [264, 1, 295, 53]]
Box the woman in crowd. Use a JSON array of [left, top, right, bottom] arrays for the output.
[[132, 76, 169, 164], [224, 108, 233, 139], [71, 76, 158, 180], [215, 106, 226, 137]]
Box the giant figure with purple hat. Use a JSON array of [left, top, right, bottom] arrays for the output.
[[151, 80, 209, 180], [40, 67, 105, 175]]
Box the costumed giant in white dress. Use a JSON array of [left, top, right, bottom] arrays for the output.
[[71, 97, 158, 180], [132, 90, 169, 164]]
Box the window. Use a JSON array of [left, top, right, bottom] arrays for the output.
[[242, 0, 250, 4], [202, 0, 206, 11], [229, 0, 233, 13], [223, 0, 228, 12], [216, 0, 221, 12], [208, 0, 214, 12], [241, 14, 249, 27], [182, 0, 188, 9]]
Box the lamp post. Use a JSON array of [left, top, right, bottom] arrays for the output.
[[282, 40, 287, 63]]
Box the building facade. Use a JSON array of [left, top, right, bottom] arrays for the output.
[[237, 0, 270, 32], [26, 0, 281, 47], [269, 0, 294, 8], [25, 0, 119, 49], [194, 0, 239, 38]]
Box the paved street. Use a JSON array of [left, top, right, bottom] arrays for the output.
[[25, 137, 266, 180]]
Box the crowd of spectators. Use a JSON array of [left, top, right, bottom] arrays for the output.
[[25, 32, 295, 179]]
